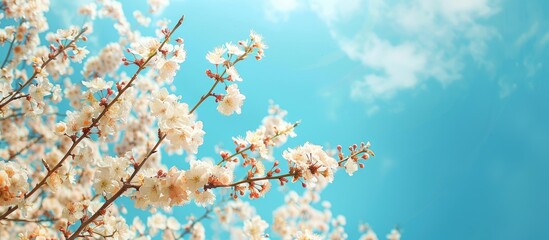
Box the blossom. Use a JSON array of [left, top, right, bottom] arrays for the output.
[[55, 27, 80, 40], [147, 213, 167, 236], [243, 216, 269, 240], [93, 169, 120, 197], [54, 122, 67, 135], [156, 59, 180, 83], [190, 222, 205, 240], [78, 3, 97, 19], [283, 142, 338, 184], [133, 10, 151, 27], [294, 230, 323, 240], [147, 0, 169, 14], [0, 162, 29, 206], [185, 159, 212, 191], [194, 190, 216, 206], [245, 128, 269, 159], [82, 77, 113, 93], [62, 201, 85, 223], [51, 84, 62, 103], [226, 42, 245, 56], [172, 44, 187, 63], [226, 66, 242, 81], [140, 177, 165, 203], [28, 79, 52, 101], [206, 46, 226, 65], [130, 37, 161, 58], [344, 159, 358, 176], [359, 229, 379, 240], [386, 229, 401, 240], [71, 47, 89, 63], [217, 84, 245, 115], [166, 217, 181, 231]]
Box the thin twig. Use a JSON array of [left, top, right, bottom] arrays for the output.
[[176, 207, 214, 239], [0, 26, 88, 109], [2, 217, 58, 223], [0, 16, 185, 221], [67, 15, 187, 239], [216, 122, 299, 165], [188, 44, 254, 114], [207, 173, 296, 189], [1, 36, 16, 69], [67, 133, 167, 240], [6, 135, 43, 161]]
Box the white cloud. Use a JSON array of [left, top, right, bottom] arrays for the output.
[[515, 21, 539, 47], [341, 34, 429, 100], [498, 78, 517, 98], [308, 0, 361, 24], [264, 0, 301, 23], [263, 0, 500, 111], [523, 59, 543, 78], [539, 32, 549, 48], [333, 0, 498, 105]]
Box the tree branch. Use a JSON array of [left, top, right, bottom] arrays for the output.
[[0, 26, 87, 110]]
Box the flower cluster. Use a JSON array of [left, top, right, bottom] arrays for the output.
[[149, 88, 204, 154], [0, 1, 392, 239], [204, 31, 267, 116], [283, 142, 339, 186], [0, 162, 28, 206]]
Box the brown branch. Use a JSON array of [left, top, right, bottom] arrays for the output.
[[210, 143, 370, 190], [6, 135, 43, 161], [217, 146, 251, 166], [2, 217, 58, 223], [188, 44, 254, 114], [207, 173, 295, 190], [0, 15, 183, 221], [176, 207, 214, 239], [216, 121, 299, 166], [67, 133, 167, 240], [1, 35, 16, 69], [0, 19, 24, 69], [0, 111, 65, 121], [0, 26, 88, 110], [337, 148, 371, 166], [67, 15, 188, 239], [68, 29, 264, 237], [1, 217, 59, 226]]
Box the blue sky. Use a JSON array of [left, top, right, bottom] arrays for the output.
[[47, 0, 549, 239]]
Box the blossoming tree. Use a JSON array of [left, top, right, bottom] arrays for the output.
[[0, 0, 400, 239]]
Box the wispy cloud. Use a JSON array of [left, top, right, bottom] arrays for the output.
[[263, 0, 500, 111], [498, 77, 517, 99], [515, 21, 539, 47], [539, 32, 549, 48], [263, 0, 301, 23]]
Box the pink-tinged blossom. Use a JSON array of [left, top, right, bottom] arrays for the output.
[[82, 77, 112, 93], [0, 162, 29, 206], [147, 0, 169, 14], [344, 159, 359, 176], [71, 47, 89, 63], [226, 42, 245, 56], [130, 37, 161, 59], [156, 59, 179, 83], [133, 10, 151, 27], [283, 142, 338, 184], [217, 84, 245, 115], [243, 216, 269, 240], [206, 46, 226, 65], [226, 66, 243, 81], [386, 229, 401, 240], [78, 3, 97, 20]]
